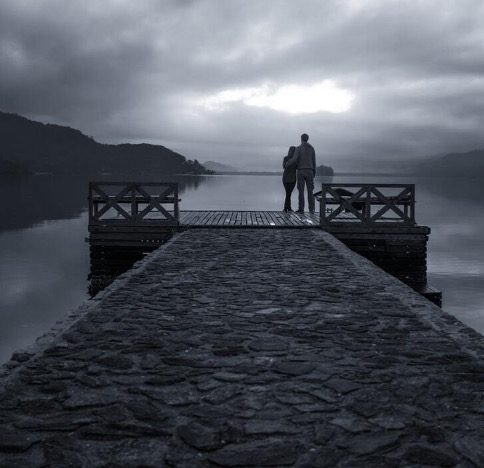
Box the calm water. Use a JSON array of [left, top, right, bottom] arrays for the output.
[[1, 173, 484, 363]]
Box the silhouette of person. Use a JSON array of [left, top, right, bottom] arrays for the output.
[[287, 133, 316, 213], [282, 146, 297, 212]]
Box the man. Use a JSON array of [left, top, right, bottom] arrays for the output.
[[289, 133, 316, 213]]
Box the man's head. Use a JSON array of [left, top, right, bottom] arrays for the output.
[[301, 133, 309, 143]]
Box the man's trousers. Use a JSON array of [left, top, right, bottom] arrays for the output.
[[297, 169, 315, 212]]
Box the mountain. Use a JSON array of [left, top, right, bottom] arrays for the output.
[[203, 160, 238, 173], [415, 149, 484, 176], [0, 111, 211, 175]]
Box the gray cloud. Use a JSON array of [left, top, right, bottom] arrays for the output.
[[1, 0, 484, 170]]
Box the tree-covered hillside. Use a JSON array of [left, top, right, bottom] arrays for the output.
[[0, 111, 211, 175]]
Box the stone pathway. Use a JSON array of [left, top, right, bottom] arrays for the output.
[[1, 229, 484, 467]]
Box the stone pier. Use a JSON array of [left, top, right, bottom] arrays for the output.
[[1, 229, 483, 467]]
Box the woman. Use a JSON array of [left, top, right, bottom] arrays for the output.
[[282, 146, 297, 212]]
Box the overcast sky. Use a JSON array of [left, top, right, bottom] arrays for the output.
[[1, 0, 484, 170]]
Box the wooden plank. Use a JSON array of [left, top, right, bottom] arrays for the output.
[[189, 212, 206, 226], [206, 211, 219, 226], [178, 212, 190, 224], [265, 211, 277, 226], [187, 211, 202, 225], [300, 213, 314, 227], [249, 211, 257, 226], [197, 210, 214, 226], [308, 212, 320, 223], [267, 211, 281, 226], [180, 211, 199, 224], [185, 211, 202, 224], [235, 211, 240, 226], [282, 211, 298, 227], [290, 212, 305, 226], [269, 211, 281, 226], [98, 208, 426, 231], [223, 211, 231, 225], [223, 211, 232, 225], [181, 211, 200, 225], [284, 212, 296, 226], [204, 211, 215, 226], [244, 211, 249, 226], [218, 211, 228, 226], [260, 212, 270, 226], [214, 211, 223, 226], [248, 212, 255, 226], [211, 211, 220, 226], [189, 211, 205, 224], [271, 211, 285, 226]]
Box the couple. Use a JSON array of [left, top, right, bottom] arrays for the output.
[[282, 133, 316, 213]]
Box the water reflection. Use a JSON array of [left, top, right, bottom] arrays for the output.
[[1, 173, 484, 364], [0, 215, 89, 362], [0, 174, 206, 232]]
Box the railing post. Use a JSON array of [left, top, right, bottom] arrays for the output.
[[410, 184, 416, 225], [365, 185, 371, 224], [88, 182, 93, 225], [174, 184, 179, 224], [131, 183, 138, 224], [320, 184, 326, 226]]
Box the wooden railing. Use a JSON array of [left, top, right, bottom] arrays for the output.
[[88, 182, 179, 227], [318, 183, 415, 226]]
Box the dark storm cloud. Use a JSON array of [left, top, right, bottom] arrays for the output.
[[1, 0, 484, 169]]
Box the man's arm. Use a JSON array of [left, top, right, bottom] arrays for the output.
[[312, 147, 316, 175]]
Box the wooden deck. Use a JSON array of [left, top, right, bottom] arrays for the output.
[[179, 210, 320, 228], [87, 182, 440, 305]]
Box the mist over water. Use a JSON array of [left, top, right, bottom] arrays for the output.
[[1, 173, 483, 363]]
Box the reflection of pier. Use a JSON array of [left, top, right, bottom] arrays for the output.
[[87, 181, 440, 304]]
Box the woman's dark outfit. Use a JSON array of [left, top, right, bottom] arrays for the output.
[[283, 155, 297, 211]]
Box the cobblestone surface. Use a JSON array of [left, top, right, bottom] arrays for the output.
[[1, 229, 484, 467]]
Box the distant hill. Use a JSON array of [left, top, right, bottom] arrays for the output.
[[316, 164, 334, 176], [203, 160, 238, 173], [415, 149, 484, 176], [0, 111, 211, 175], [204, 160, 335, 175]]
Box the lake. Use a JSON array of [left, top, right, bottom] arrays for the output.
[[1, 173, 484, 363]]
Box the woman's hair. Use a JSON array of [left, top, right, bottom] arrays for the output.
[[287, 146, 296, 157]]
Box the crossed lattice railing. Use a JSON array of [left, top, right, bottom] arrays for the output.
[[318, 184, 416, 226], [88, 182, 179, 226]]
